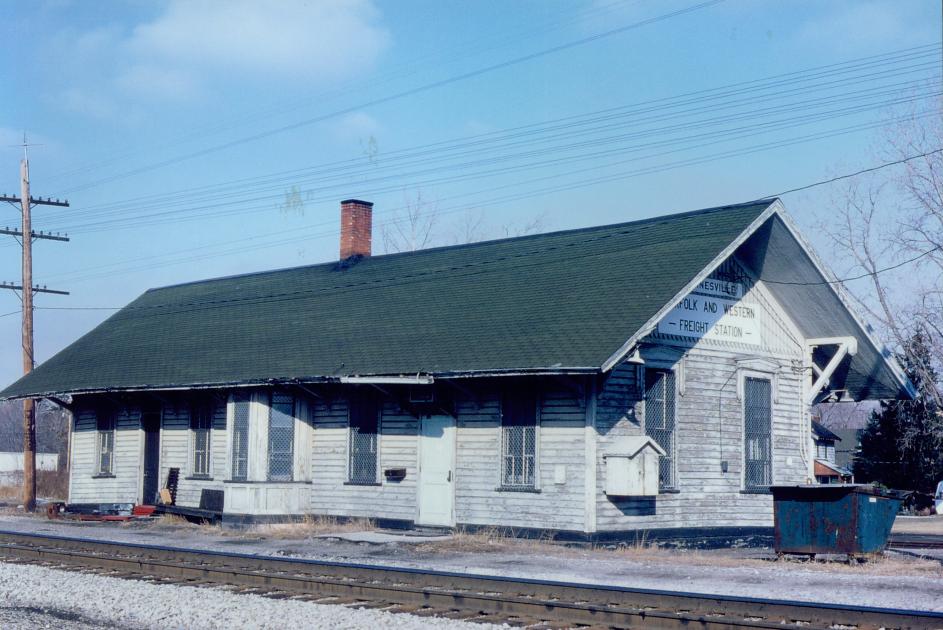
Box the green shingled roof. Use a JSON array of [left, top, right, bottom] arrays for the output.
[[0, 201, 772, 398]]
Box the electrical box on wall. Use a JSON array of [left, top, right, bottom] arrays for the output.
[[603, 436, 667, 497]]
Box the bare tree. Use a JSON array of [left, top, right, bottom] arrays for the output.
[[380, 191, 549, 253], [380, 190, 441, 253], [821, 101, 943, 406]]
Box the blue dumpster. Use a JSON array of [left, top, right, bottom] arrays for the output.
[[771, 485, 904, 556]]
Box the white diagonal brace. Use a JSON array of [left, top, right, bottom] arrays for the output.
[[806, 336, 857, 404]]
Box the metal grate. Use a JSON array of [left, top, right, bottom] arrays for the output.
[[268, 393, 295, 481], [501, 391, 537, 488], [191, 404, 212, 477], [348, 397, 379, 484], [744, 377, 772, 489], [645, 369, 676, 490], [97, 411, 115, 475], [231, 393, 250, 481]]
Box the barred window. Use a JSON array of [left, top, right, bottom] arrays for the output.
[[744, 377, 772, 489], [348, 396, 379, 484], [501, 391, 537, 489], [190, 404, 212, 477], [268, 393, 295, 481], [96, 411, 115, 475], [231, 393, 250, 481], [645, 369, 676, 491]]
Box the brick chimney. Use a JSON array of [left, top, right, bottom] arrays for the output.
[[339, 199, 373, 260]]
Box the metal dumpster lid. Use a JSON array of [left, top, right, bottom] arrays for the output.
[[770, 484, 910, 499]]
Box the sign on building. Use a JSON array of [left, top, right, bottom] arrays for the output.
[[657, 282, 762, 346]]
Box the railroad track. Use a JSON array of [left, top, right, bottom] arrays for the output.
[[888, 534, 943, 550], [0, 530, 940, 629]]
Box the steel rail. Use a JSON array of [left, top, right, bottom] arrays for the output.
[[0, 530, 939, 629], [888, 534, 943, 550]]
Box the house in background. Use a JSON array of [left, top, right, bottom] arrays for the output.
[[0, 198, 911, 540], [811, 421, 852, 484], [832, 428, 863, 474]]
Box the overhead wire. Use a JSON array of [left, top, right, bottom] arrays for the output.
[[39, 43, 940, 224], [50, 0, 726, 197], [28, 147, 941, 312]]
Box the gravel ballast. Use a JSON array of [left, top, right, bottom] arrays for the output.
[[0, 561, 505, 630], [2, 514, 941, 613]]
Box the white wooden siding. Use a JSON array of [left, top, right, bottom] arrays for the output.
[[161, 399, 227, 508], [68, 406, 142, 504], [595, 255, 809, 531]]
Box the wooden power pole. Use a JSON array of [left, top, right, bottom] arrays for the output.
[[1, 141, 70, 511]]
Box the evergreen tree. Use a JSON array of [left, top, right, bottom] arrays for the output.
[[854, 329, 943, 493]]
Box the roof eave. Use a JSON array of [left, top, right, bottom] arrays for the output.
[[0, 366, 602, 401]]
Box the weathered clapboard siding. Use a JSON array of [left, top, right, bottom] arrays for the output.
[[160, 400, 227, 508], [595, 257, 808, 532], [454, 386, 587, 532], [308, 398, 419, 521], [68, 406, 141, 504]]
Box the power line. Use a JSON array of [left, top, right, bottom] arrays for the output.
[[32, 147, 943, 316], [51, 1, 727, 196], [762, 246, 943, 286], [41, 0, 646, 186], [36, 108, 941, 285], [38, 81, 942, 236], [764, 148, 943, 198], [40, 44, 940, 225]]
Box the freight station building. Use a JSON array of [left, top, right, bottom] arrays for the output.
[[0, 198, 911, 539]]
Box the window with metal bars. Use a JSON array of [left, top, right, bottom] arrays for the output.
[[501, 391, 537, 489], [348, 396, 379, 484], [190, 403, 212, 477], [744, 377, 772, 490], [268, 392, 295, 481], [644, 369, 676, 491], [230, 393, 250, 481], [96, 411, 115, 475]]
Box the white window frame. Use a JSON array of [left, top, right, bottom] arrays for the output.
[[346, 395, 380, 485], [189, 402, 213, 478], [642, 366, 678, 492], [740, 372, 774, 491], [499, 390, 540, 491], [95, 410, 116, 476]]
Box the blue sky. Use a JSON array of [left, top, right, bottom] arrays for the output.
[[0, 0, 940, 387]]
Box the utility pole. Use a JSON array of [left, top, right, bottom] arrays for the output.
[[1, 136, 70, 511]]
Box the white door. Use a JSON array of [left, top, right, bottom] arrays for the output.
[[418, 415, 455, 527]]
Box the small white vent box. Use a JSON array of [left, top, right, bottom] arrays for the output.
[[603, 436, 666, 497]]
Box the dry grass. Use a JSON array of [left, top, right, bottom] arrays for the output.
[[417, 526, 561, 554], [247, 515, 375, 539], [893, 515, 943, 535], [0, 469, 69, 503]]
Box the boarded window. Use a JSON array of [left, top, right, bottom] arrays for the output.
[[96, 411, 115, 475], [744, 377, 772, 489], [230, 393, 250, 481], [501, 391, 537, 488], [190, 404, 212, 477], [348, 396, 379, 484], [645, 369, 676, 490], [268, 393, 295, 481]]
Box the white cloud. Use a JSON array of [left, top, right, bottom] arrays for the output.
[[54, 0, 390, 114], [126, 0, 390, 84], [791, 1, 936, 55]]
